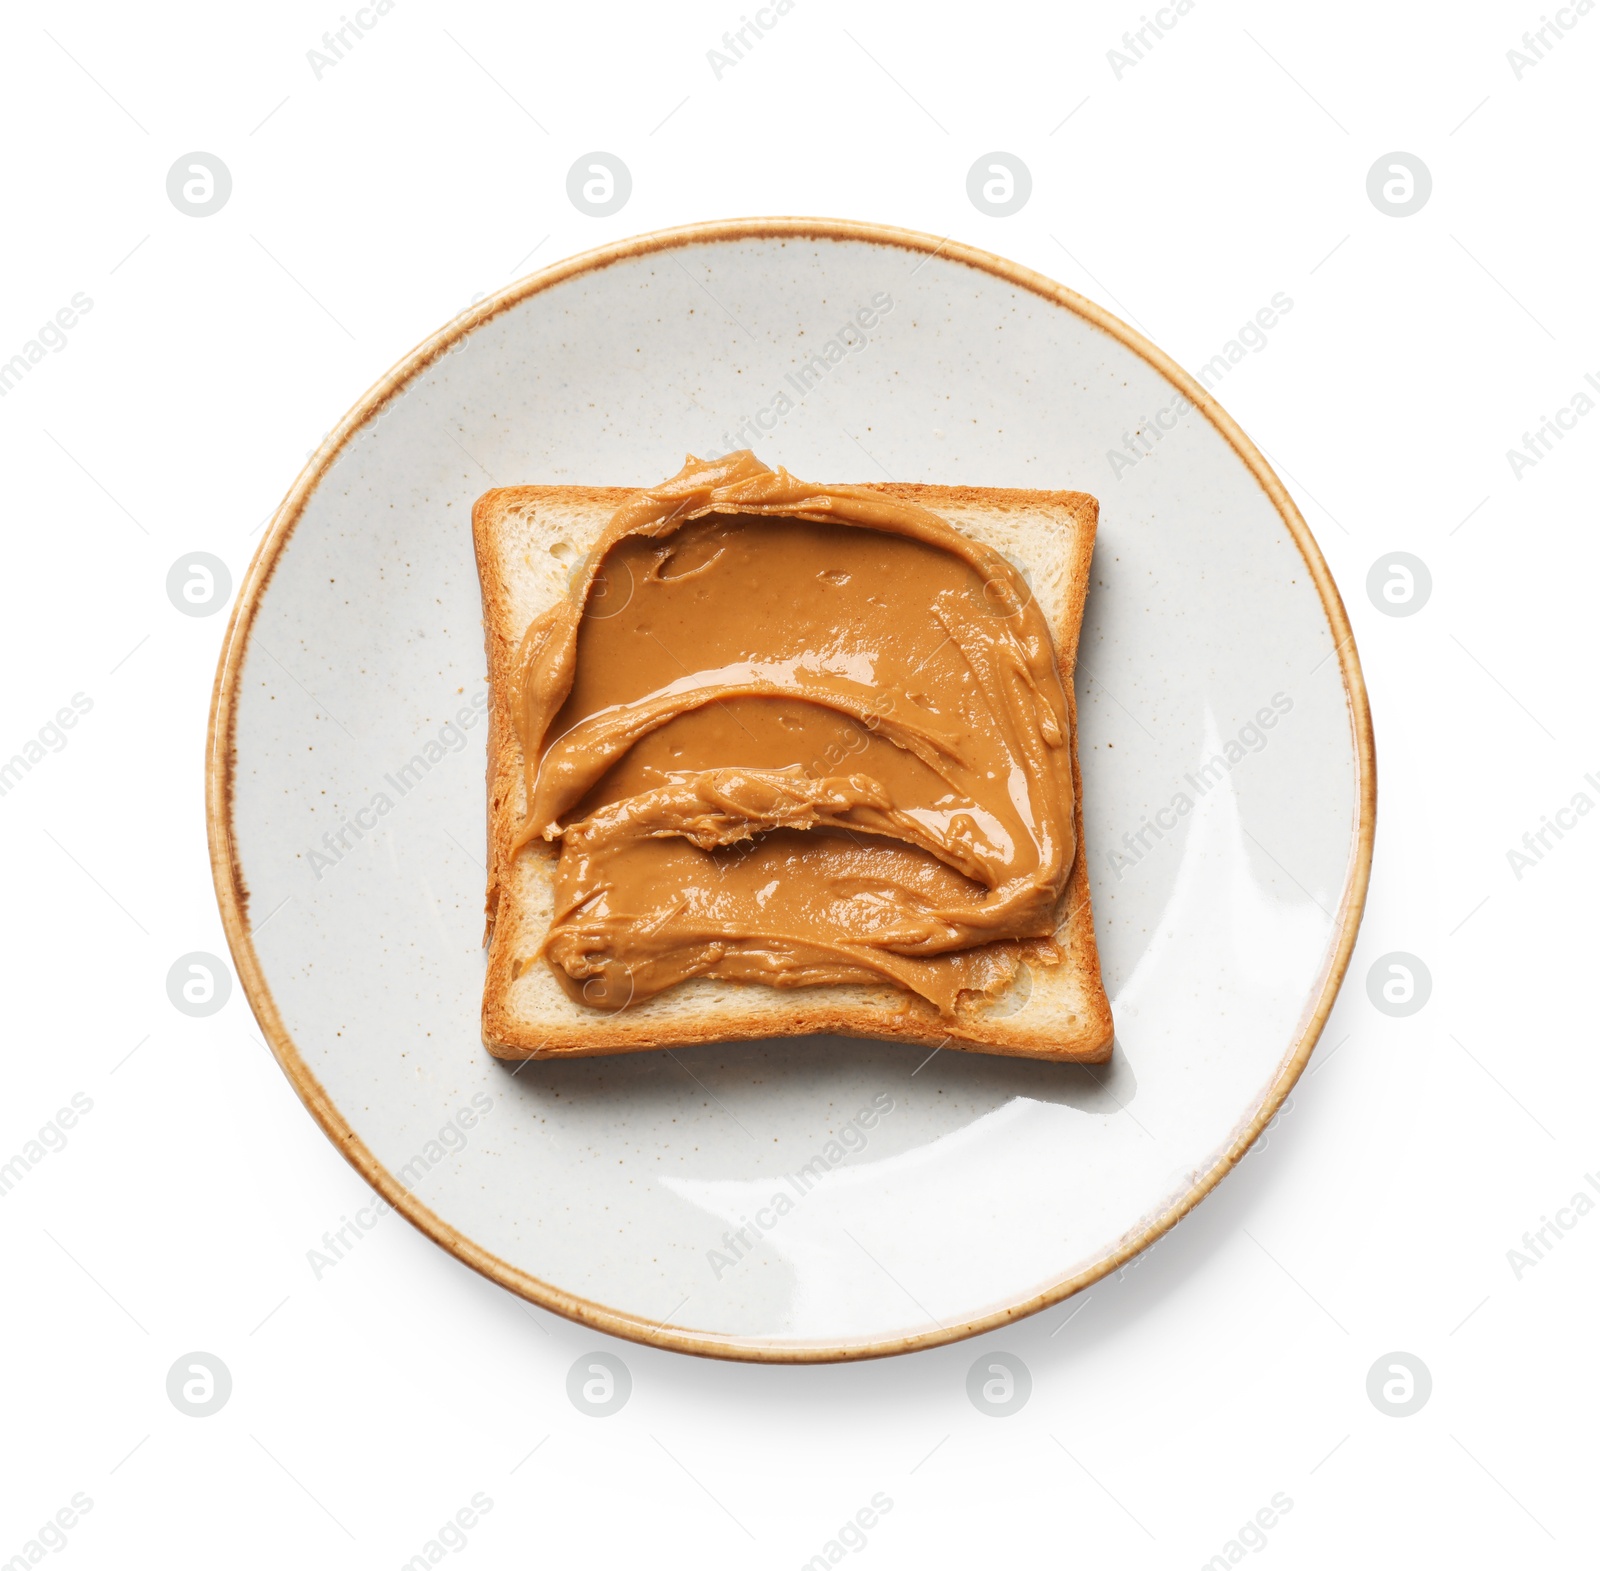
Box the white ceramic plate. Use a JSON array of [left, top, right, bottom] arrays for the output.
[[209, 219, 1373, 1362]]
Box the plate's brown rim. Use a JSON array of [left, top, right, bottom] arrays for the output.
[[205, 216, 1376, 1364]]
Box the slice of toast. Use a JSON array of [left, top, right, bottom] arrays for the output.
[[472, 478, 1113, 1063]]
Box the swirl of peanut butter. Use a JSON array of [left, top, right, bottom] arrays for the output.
[[509, 451, 1077, 1017]]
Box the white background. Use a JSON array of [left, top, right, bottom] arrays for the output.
[[2, 0, 1595, 1566]]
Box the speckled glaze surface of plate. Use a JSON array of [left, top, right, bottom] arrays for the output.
[[208, 218, 1374, 1362]]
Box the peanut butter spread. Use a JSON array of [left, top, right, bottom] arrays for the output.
[[510, 452, 1077, 1017]]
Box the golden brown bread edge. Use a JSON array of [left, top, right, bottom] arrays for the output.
[[472, 481, 1113, 1063]]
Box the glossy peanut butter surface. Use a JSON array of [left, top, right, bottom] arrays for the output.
[[511, 452, 1077, 1015]]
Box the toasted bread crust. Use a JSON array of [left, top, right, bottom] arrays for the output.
[[473, 481, 1112, 1063]]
